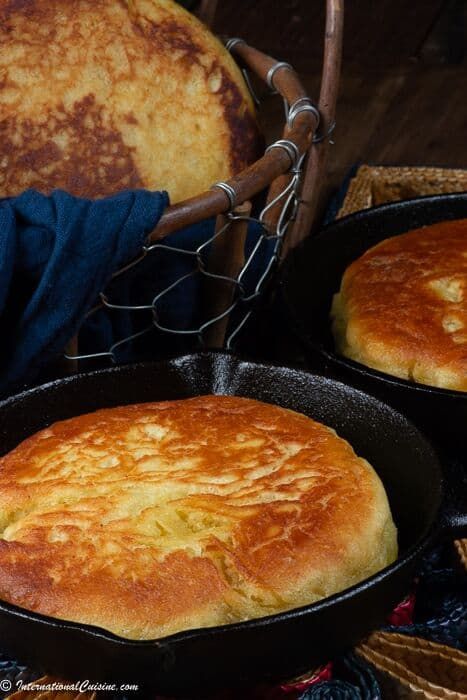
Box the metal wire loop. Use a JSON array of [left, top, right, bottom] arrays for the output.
[[65, 44, 313, 364], [242, 68, 261, 107], [225, 39, 261, 106], [313, 119, 336, 144], [211, 181, 237, 211], [265, 139, 300, 170], [225, 37, 246, 53], [266, 62, 293, 91], [287, 98, 321, 130]]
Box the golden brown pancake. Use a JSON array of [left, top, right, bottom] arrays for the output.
[[331, 219, 467, 392], [0, 0, 261, 202], [0, 396, 397, 640]]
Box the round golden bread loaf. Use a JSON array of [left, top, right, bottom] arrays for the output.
[[0, 395, 397, 640], [332, 219, 467, 392], [0, 0, 261, 202]]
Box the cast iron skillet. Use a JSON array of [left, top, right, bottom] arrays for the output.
[[0, 352, 465, 696], [281, 193, 467, 454]]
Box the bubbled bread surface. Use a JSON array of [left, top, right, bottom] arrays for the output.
[[332, 219, 467, 391], [0, 0, 261, 202], [0, 396, 397, 639]]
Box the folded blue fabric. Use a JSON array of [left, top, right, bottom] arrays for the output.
[[0, 189, 168, 396], [0, 188, 273, 397], [300, 654, 381, 699]]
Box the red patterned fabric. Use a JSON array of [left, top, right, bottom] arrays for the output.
[[387, 592, 416, 627]]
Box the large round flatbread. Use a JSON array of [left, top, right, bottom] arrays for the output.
[[0, 0, 261, 202], [332, 219, 467, 391], [0, 395, 397, 640]]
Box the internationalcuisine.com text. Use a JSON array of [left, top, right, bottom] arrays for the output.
[[13, 680, 139, 693]]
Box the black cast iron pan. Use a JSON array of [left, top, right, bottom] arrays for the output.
[[281, 193, 467, 455], [0, 352, 465, 696]]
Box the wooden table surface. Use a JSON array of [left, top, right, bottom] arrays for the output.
[[212, 0, 466, 208]]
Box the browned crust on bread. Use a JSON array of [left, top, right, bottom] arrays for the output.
[[1, 95, 143, 197], [0, 396, 397, 639], [0, 0, 261, 202], [332, 219, 467, 391]]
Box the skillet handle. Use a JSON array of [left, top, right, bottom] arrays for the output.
[[439, 456, 467, 539]]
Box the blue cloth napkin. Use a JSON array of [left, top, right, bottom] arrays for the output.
[[0, 189, 168, 396], [0, 188, 273, 396]]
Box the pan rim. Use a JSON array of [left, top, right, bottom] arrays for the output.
[[0, 351, 442, 648], [281, 192, 467, 401]]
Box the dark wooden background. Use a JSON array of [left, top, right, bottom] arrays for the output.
[[205, 0, 467, 358], [211, 0, 466, 202]]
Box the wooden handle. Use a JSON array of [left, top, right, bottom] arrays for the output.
[[149, 40, 318, 242], [285, 0, 344, 254], [202, 202, 251, 347], [65, 3, 344, 367]]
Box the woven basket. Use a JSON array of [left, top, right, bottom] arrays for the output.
[[337, 164, 467, 219], [357, 631, 467, 699], [6, 681, 96, 700], [64, 0, 343, 365]]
